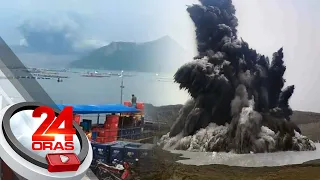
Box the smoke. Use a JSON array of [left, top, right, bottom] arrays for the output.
[[18, 14, 107, 54], [160, 0, 316, 153]]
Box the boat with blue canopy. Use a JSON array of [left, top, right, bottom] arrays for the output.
[[55, 104, 140, 114], [54, 102, 152, 143], [54, 102, 155, 179]]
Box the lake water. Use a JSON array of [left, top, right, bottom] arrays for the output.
[[0, 69, 189, 123], [39, 70, 189, 106], [1, 69, 189, 106], [170, 143, 320, 167]]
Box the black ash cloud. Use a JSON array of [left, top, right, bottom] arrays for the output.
[[160, 0, 315, 153]]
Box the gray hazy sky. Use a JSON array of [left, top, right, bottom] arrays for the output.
[[0, 0, 199, 54], [233, 0, 320, 112], [0, 0, 320, 112]]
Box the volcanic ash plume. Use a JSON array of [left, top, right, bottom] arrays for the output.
[[159, 0, 316, 153]]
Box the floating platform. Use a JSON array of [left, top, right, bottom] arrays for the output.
[[0, 76, 52, 80], [32, 73, 69, 78]]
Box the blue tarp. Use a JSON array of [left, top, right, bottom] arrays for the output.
[[55, 104, 140, 114]]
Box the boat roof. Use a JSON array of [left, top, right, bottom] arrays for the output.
[[55, 104, 140, 114]]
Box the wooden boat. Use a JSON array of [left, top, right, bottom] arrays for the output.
[[82, 71, 110, 77]]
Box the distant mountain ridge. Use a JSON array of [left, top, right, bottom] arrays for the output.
[[68, 36, 189, 72]]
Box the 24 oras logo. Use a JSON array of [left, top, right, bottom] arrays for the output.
[[0, 102, 92, 180], [32, 106, 75, 151]]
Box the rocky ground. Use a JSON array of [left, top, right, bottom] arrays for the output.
[[145, 104, 320, 142], [140, 104, 320, 180]]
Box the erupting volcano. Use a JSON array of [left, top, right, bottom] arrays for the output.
[[159, 0, 316, 153]]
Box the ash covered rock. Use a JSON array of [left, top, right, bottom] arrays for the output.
[[160, 100, 316, 153], [159, 0, 316, 153]]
